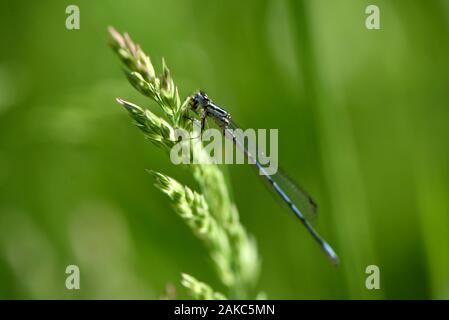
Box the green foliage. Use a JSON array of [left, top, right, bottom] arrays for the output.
[[109, 27, 260, 299], [181, 273, 227, 300]]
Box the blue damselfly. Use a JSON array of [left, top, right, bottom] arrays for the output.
[[189, 91, 339, 265]]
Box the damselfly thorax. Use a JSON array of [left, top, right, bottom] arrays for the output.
[[189, 91, 231, 132]]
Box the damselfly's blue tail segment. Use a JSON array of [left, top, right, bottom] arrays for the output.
[[188, 91, 339, 265]]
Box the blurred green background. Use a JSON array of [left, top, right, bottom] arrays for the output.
[[0, 0, 449, 299]]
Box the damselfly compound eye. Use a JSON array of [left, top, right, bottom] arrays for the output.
[[194, 91, 209, 106], [189, 95, 200, 112]]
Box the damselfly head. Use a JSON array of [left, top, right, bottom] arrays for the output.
[[189, 91, 209, 112]]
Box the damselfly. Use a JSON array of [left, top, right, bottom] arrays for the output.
[[188, 91, 339, 265]]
